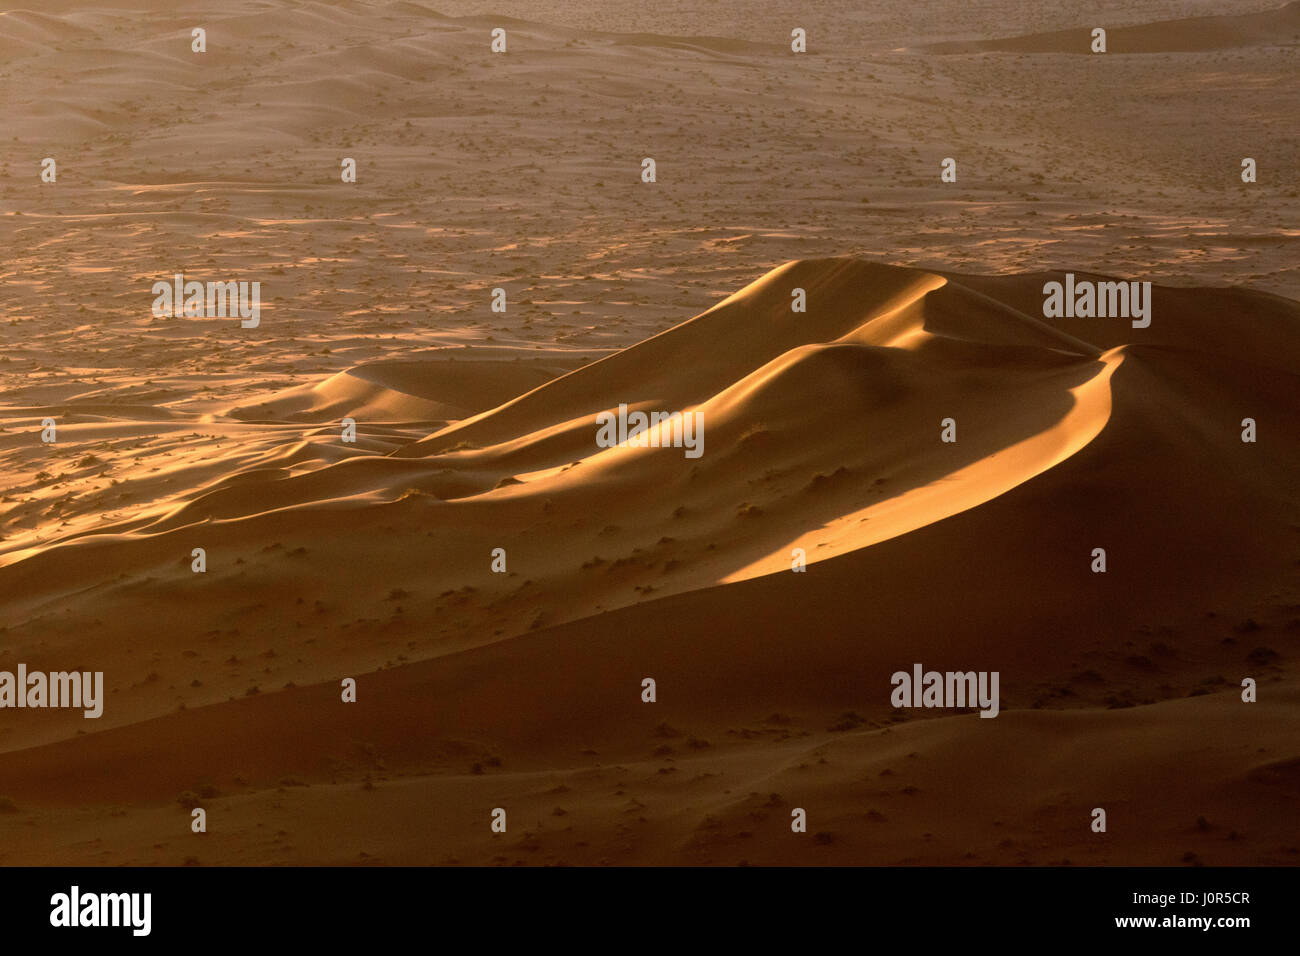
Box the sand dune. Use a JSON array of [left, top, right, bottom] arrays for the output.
[[227, 350, 591, 424], [2, 0, 1297, 868], [2, 255, 1297, 864], [5, 260, 1133, 586]]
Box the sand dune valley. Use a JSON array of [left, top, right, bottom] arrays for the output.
[[0, 0, 1298, 867]]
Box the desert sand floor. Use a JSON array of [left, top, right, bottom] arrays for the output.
[[0, 0, 1297, 865]]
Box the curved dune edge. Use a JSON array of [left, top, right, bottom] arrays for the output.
[[722, 347, 1124, 583], [225, 352, 592, 426], [0, 259, 1294, 717], [0, 254, 1297, 865]]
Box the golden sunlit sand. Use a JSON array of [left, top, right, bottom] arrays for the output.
[[1, 0, 1297, 866]]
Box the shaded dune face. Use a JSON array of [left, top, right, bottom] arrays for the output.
[[922, 1, 1300, 54], [1, 257, 1298, 866]]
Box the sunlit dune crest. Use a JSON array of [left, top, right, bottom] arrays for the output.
[[2, 0, 1298, 869]]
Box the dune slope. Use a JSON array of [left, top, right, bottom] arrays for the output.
[[923, 1, 1300, 54], [1, 257, 1297, 866]]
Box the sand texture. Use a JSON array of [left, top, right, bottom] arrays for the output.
[[1, 0, 1297, 865]]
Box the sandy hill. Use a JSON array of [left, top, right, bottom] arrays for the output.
[[227, 350, 594, 425], [1, 257, 1297, 865]]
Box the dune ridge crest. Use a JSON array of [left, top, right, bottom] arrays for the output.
[[6, 259, 1130, 573], [2, 256, 1299, 865]]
